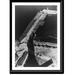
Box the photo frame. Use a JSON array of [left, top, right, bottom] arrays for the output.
[[10, 0, 64, 74]]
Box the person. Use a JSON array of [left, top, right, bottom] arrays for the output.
[[24, 32, 39, 67]]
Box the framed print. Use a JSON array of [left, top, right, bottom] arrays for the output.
[[10, 0, 64, 74]]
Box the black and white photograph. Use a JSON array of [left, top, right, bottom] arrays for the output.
[[10, 1, 64, 74]]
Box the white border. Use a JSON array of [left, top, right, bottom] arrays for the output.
[[12, 2, 60, 70]]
